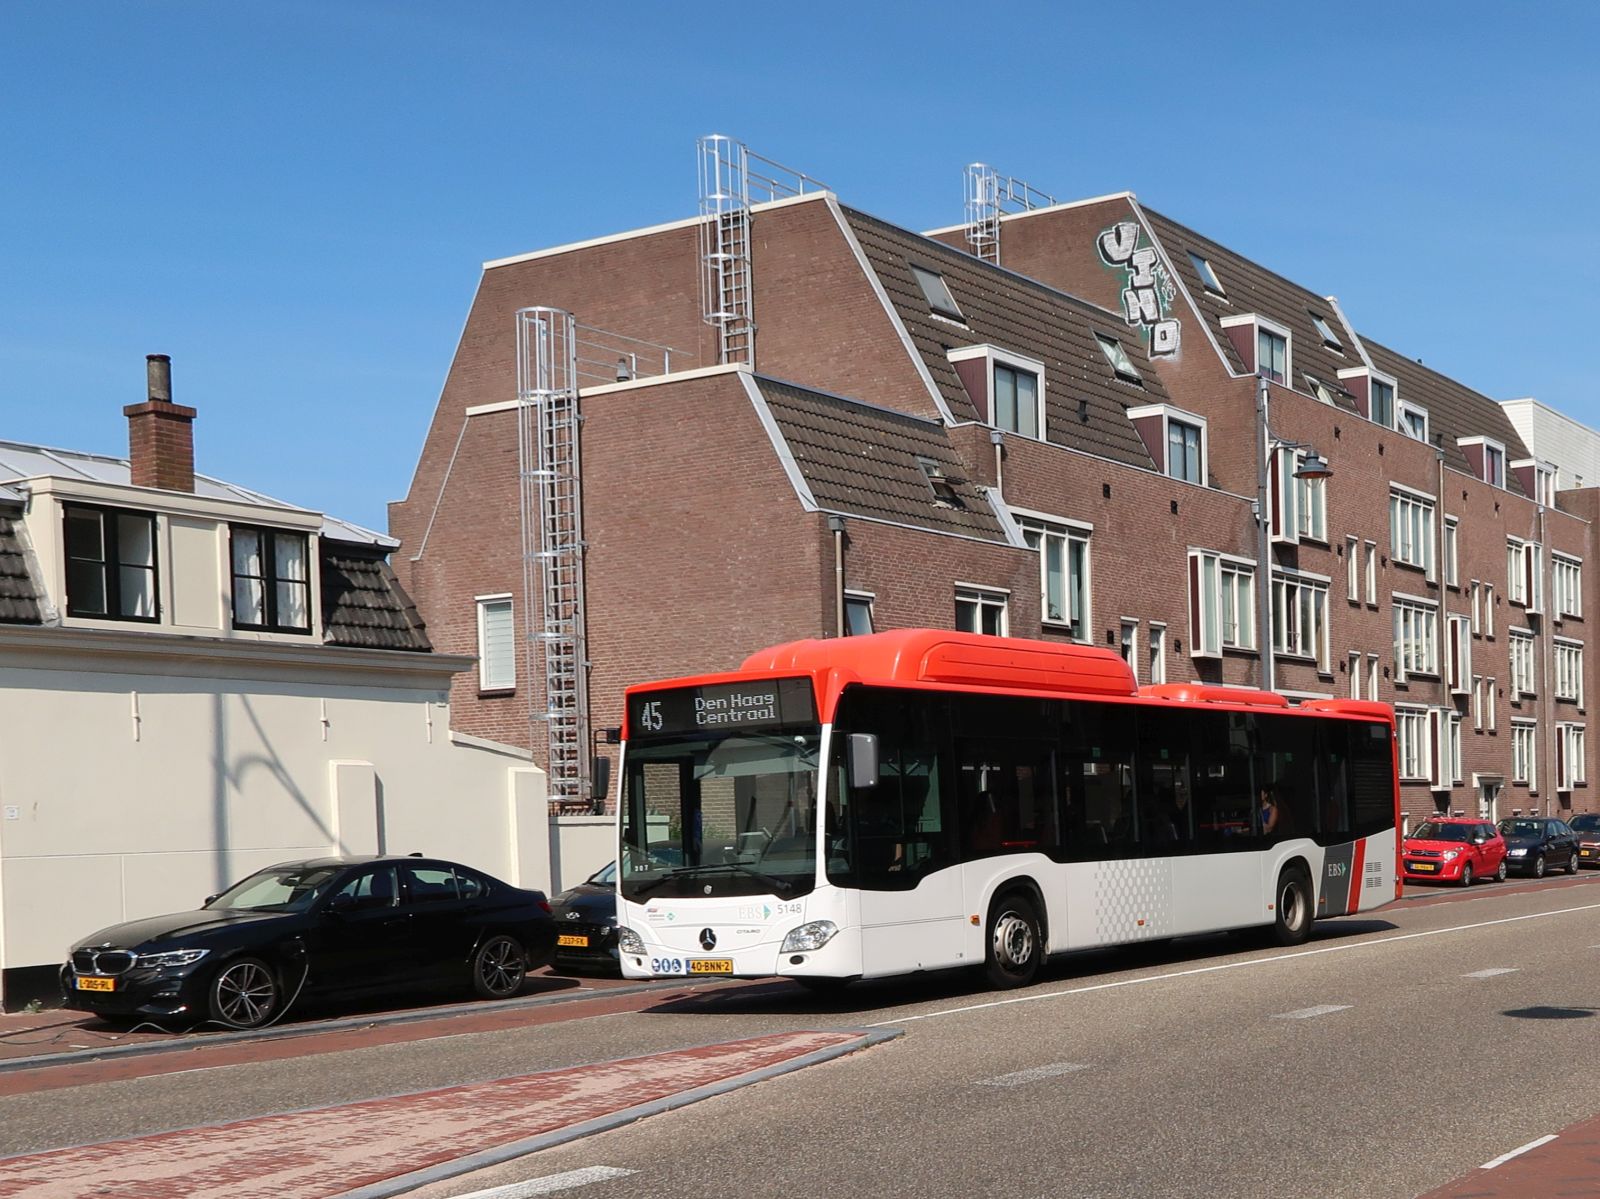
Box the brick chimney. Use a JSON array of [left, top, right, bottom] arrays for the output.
[[123, 354, 197, 492]]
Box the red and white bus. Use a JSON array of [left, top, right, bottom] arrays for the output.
[[615, 629, 1399, 990]]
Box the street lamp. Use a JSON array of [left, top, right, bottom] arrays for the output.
[[1255, 373, 1333, 694]]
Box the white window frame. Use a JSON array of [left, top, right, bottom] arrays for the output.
[[1095, 333, 1142, 383], [1509, 628, 1536, 697], [1271, 567, 1331, 670], [1558, 723, 1587, 789], [1349, 651, 1362, 699], [1473, 675, 1484, 731], [1364, 540, 1378, 606], [911, 264, 965, 323], [475, 593, 516, 692], [1459, 435, 1508, 488], [1346, 536, 1359, 603], [1397, 398, 1430, 443], [1396, 706, 1429, 782], [948, 345, 1046, 441], [1553, 553, 1582, 619], [1149, 621, 1167, 685], [1016, 511, 1092, 640], [1189, 251, 1225, 295], [1271, 446, 1326, 544], [1512, 720, 1537, 787], [954, 584, 1007, 637], [1339, 366, 1399, 428], [1367, 653, 1380, 702], [1443, 517, 1459, 588], [1221, 313, 1293, 385], [1471, 580, 1482, 634], [1389, 485, 1436, 578], [1555, 637, 1584, 706], [1487, 676, 1498, 732], [1128, 403, 1209, 487], [1514, 458, 1559, 508], [1188, 548, 1257, 657], [1506, 538, 1543, 614], [1447, 614, 1472, 695], [844, 589, 876, 636], [1120, 618, 1139, 684], [1485, 583, 1496, 638], [1393, 593, 1440, 681], [1310, 312, 1343, 351]]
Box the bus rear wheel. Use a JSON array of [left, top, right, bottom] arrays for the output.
[[1272, 866, 1313, 947], [984, 893, 1042, 989]]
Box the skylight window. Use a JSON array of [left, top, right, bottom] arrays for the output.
[[910, 265, 965, 322], [1310, 312, 1344, 351], [1096, 334, 1142, 383], [1188, 251, 1224, 296], [1305, 374, 1342, 406]]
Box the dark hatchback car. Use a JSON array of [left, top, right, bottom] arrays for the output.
[[61, 856, 556, 1029], [1496, 818, 1581, 877], [550, 861, 621, 974], [1570, 813, 1600, 868]]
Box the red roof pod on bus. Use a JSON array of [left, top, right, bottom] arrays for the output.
[[1138, 683, 1290, 708]]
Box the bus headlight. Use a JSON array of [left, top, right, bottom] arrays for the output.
[[780, 921, 838, 953], [617, 926, 646, 955]]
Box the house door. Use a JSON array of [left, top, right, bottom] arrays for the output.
[[1476, 775, 1504, 822]]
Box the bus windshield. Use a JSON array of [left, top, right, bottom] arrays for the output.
[[620, 729, 822, 901]]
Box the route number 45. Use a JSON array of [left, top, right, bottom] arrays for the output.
[[639, 701, 664, 732]]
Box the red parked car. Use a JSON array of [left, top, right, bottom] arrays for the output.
[[1402, 818, 1507, 886]]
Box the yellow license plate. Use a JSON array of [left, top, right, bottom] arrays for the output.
[[1582, 850, 1594, 857], [556, 934, 589, 947], [689, 958, 733, 975], [1410, 863, 1436, 872], [76, 976, 115, 992]]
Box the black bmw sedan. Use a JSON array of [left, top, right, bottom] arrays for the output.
[[1496, 817, 1581, 877], [61, 856, 556, 1029]]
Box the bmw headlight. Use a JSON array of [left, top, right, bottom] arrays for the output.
[[137, 948, 210, 969], [780, 920, 839, 953], [1442, 851, 1459, 862], [1508, 848, 1528, 857], [617, 926, 646, 955]]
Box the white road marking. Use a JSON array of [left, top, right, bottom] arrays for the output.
[[1481, 1134, 1557, 1169], [1463, 967, 1520, 978], [976, 1062, 1088, 1087], [450, 1168, 638, 1197], [1273, 1005, 1350, 1020], [867, 900, 1600, 1028]]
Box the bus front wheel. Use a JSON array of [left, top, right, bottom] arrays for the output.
[[984, 893, 1042, 989], [1272, 866, 1313, 947]]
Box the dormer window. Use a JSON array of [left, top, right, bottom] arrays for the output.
[[947, 345, 1045, 438], [910, 265, 965, 323], [1371, 379, 1395, 427], [1397, 398, 1429, 442], [1459, 436, 1508, 488], [63, 503, 158, 622], [1128, 404, 1207, 485], [1304, 374, 1347, 406], [1095, 334, 1142, 383], [1511, 458, 1557, 506], [231, 525, 311, 633], [1339, 366, 1398, 427], [1188, 251, 1225, 296], [1309, 312, 1344, 351], [1220, 314, 1291, 385]]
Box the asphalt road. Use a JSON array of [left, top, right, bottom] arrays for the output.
[[7, 875, 1600, 1199]]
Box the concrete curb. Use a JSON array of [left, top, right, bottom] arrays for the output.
[[330, 1027, 904, 1199], [0, 977, 722, 1076]]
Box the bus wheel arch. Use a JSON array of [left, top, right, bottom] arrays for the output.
[[1272, 859, 1314, 947], [982, 879, 1046, 989]]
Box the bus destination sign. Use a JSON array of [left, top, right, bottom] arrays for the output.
[[629, 677, 816, 737]]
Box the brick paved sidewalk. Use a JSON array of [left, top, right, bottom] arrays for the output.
[[1417, 1113, 1600, 1198], [0, 1030, 885, 1199]]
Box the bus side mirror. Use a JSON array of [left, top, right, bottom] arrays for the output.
[[847, 733, 879, 789], [591, 756, 612, 812]]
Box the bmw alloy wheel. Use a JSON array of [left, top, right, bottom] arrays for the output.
[[210, 958, 278, 1028]]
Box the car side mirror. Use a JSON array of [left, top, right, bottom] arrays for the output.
[[324, 893, 356, 917], [202, 894, 219, 907], [1472, 835, 1486, 845]]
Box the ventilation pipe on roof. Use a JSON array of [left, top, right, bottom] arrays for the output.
[[828, 514, 846, 637], [124, 354, 197, 493], [990, 427, 1005, 500]]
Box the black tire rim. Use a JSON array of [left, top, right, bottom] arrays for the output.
[[215, 961, 276, 1026], [479, 938, 525, 996]]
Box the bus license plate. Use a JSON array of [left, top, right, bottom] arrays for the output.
[[689, 959, 733, 975], [556, 935, 589, 948], [1410, 863, 1436, 873], [76, 977, 115, 992]]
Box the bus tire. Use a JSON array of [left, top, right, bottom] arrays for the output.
[[984, 892, 1042, 989], [1272, 866, 1313, 947]]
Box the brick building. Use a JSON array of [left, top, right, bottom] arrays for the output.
[[389, 163, 1595, 830]]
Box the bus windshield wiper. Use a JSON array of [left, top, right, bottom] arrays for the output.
[[631, 862, 794, 896]]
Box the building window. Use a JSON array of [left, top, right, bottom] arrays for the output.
[[1485, 444, 1506, 489], [1555, 639, 1583, 705], [1310, 312, 1343, 351], [1271, 570, 1329, 669], [63, 504, 159, 622], [1487, 676, 1498, 731], [1349, 651, 1362, 699], [1507, 538, 1543, 611], [231, 527, 311, 633], [476, 595, 515, 691], [1120, 618, 1139, 683], [1397, 400, 1429, 442], [1189, 251, 1224, 295], [1364, 540, 1377, 606], [1394, 596, 1439, 680], [1559, 723, 1587, 788], [1257, 327, 1288, 384], [1346, 536, 1359, 603], [1189, 550, 1255, 657], [1471, 581, 1482, 634], [955, 586, 1006, 637], [911, 265, 964, 322], [993, 362, 1041, 439], [1553, 554, 1582, 618], [1447, 614, 1472, 694], [1295, 455, 1327, 542], [1512, 721, 1537, 787], [1149, 622, 1167, 684], [1450, 712, 1464, 786], [1019, 518, 1090, 639], [1536, 464, 1557, 507], [1485, 584, 1496, 637], [1509, 629, 1536, 696], [1396, 708, 1429, 781], [1443, 518, 1458, 588], [845, 591, 876, 636], [1473, 675, 1484, 730], [1096, 334, 1142, 383], [1166, 418, 1204, 484], [1369, 378, 1395, 428], [1389, 488, 1436, 576], [1367, 653, 1379, 701], [1308, 375, 1343, 406], [1271, 446, 1324, 544]]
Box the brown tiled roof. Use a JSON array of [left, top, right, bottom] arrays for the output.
[[1139, 206, 1362, 415], [840, 207, 1164, 473], [320, 548, 431, 651], [754, 377, 1008, 542], [1363, 339, 1533, 495], [0, 513, 42, 625]]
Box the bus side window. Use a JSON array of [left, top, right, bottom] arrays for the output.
[[1062, 701, 1137, 857], [1136, 708, 1192, 852], [1190, 712, 1253, 853]]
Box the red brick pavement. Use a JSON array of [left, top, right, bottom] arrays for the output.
[[1416, 1115, 1600, 1198], [0, 1030, 868, 1199]]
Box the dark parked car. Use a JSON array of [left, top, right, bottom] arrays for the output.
[[1570, 813, 1600, 868], [550, 861, 621, 974], [61, 856, 556, 1029], [1496, 818, 1581, 877]]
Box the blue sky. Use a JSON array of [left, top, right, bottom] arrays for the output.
[[4, 2, 1597, 532]]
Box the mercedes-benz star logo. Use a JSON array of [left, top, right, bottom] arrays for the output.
[[698, 928, 717, 951]]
